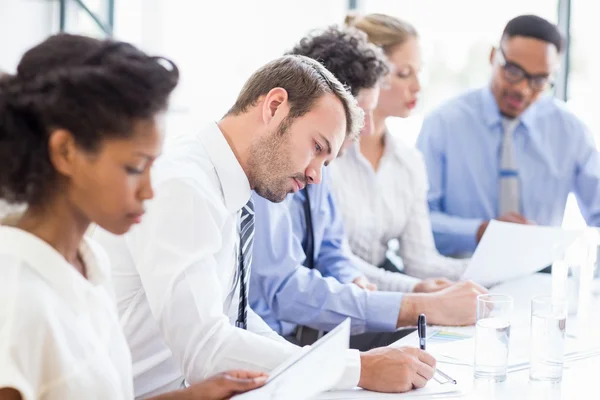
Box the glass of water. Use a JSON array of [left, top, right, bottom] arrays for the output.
[[529, 296, 567, 382], [474, 294, 513, 382]]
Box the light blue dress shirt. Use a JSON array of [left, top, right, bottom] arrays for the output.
[[416, 86, 600, 256], [250, 169, 404, 336]]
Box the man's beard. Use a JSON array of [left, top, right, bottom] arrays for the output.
[[248, 121, 304, 203]]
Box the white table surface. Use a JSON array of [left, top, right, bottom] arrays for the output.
[[317, 274, 600, 399]]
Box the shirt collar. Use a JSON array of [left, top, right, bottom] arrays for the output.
[[383, 130, 405, 163], [348, 131, 401, 162], [198, 122, 252, 214], [344, 128, 402, 170], [0, 224, 108, 313], [481, 86, 538, 133], [481, 86, 503, 129]]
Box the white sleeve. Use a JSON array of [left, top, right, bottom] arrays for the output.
[[345, 240, 420, 293], [127, 180, 301, 381], [0, 285, 41, 400], [246, 307, 290, 344], [0, 362, 36, 400]]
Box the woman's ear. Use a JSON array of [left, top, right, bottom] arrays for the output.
[[47, 129, 79, 178]]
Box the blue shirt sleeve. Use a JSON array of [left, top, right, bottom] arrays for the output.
[[573, 123, 600, 226], [416, 112, 483, 256], [249, 193, 403, 335], [311, 175, 363, 284]]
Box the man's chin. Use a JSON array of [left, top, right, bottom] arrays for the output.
[[255, 188, 288, 204]]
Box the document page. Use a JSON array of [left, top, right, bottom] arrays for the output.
[[232, 318, 351, 400], [462, 221, 583, 287]]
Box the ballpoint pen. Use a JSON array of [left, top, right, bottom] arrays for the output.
[[418, 313, 457, 385], [418, 314, 427, 350]]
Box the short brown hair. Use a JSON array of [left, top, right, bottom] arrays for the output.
[[345, 13, 418, 55], [226, 55, 363, 140]]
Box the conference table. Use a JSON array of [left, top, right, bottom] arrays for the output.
[[317, 273, 600, 399]]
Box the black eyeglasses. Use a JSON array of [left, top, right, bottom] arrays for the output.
[[496, 48, 554, 92]]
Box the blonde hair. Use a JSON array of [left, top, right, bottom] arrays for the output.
[[345, 13, 417, 55]]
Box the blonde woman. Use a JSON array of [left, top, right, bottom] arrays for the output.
[[330, 13, 469, 282]]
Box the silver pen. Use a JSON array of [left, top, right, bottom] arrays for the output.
[[435, 368, 457, 385]]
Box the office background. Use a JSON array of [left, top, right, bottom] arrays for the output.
[[0, 0, 595, 227]]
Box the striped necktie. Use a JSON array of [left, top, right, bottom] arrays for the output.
[[236, 198, 254, 330], [499, 118, 520, 215]]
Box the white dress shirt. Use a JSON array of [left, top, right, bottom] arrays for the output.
[[0, 225, 134, 400], [330, 131, 469, 281], [93, 123, 360, 398]]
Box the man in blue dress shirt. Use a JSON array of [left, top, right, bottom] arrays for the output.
[[250, 26, 487, 351], [417, 14, 600, 257]]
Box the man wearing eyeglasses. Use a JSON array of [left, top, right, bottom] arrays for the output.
[[417, 14, 600, 257]]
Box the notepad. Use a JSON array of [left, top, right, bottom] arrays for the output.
[[232, 318, 350, 400]]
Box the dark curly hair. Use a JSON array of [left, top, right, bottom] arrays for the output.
[[287, 26, 389, 97], [0, 34, 179, 206]]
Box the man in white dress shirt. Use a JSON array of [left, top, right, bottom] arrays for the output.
[[95, 55, 436, 398]]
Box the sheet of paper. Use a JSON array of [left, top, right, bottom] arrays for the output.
[[461, 220, 584, 287], [232, 318, 350, 400], [315, 381, 464, 399], [427, 328, 581, 371]]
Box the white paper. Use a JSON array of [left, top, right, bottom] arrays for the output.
[[461, 221, 584, 287], [232, 318, 350, 400], [315, 382, 464, 399], [427, 328, 582, 371]]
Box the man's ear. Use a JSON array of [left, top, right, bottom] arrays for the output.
[[261, 87, 289, 124], [489, 46, 496, 66]]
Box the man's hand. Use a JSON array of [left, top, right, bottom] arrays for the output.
[[476, 212, 534, 242], [353, 276, 377, 291], [398, 280, 487, 327], [358, 347, 436, 393], [426, 280, 487, 326], [413, 278, 454, 293], [170, 371, 268, 400]]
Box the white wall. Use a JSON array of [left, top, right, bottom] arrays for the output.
[[0, 0, 57, 218], [114, 0, 348, 137], [0, 0, 58, 73]]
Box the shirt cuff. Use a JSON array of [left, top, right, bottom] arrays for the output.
[[332, 349, 361, 390], [364, 291, 404, 332], [0, 369, 35, 400], [341, 268, 365, 285]]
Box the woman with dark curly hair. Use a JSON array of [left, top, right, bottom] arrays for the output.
[[330, 14, 470, 286], [0, 34, 266, 400], [288, 26, 389, 140]]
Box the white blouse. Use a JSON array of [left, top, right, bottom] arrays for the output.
[[330, 132, 469, 281], [0, 225, 134, 400]]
